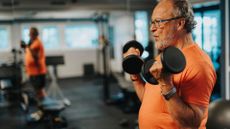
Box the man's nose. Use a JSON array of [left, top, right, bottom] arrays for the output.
[[150, 24, 157, 33]]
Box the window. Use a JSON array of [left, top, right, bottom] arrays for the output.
[[22, 27, 30, 44], [65, 24, 99, 48], [0, 27, 10, 49], [134, 11, 149, 48], [42, 26, 59, 49], [193, 13, 202, 48], [193, 9, 221, 70], [203, 10, 221, 57], [192, 5, 221, 100]]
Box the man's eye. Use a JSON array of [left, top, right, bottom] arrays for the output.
[[155, 20, 161, 23], [152, 20, 158, 23]]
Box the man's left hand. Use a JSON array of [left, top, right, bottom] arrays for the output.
[[149, 60, 174, 93]]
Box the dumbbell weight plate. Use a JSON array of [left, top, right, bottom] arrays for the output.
[[123, 40, 144, 55], [141, 59, 158, 85], [161, 46, 186, 74], [122, 55, 144, 74]]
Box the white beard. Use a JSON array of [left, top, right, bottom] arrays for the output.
[[156, 34, 175, 50]]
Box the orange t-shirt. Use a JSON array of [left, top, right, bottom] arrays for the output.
[[139, 43, 216, 129], [25, 38, 47, 76]]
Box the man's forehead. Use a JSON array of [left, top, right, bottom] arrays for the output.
[[152, 0, 174, 19], [152, 9, 172, 19]]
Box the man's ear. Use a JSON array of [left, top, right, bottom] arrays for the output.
[[177, 19, 186, 31]]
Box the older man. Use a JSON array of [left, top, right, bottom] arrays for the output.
[[124, 0, 216, 129]]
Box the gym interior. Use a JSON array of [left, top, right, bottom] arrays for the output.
[[0, 0, 229, 129]]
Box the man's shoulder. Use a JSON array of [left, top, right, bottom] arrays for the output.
[[31, 38, 43, 48], [183, 44, 212, 67], [179, 44, 215, 80], [34, 38, 43, 44]]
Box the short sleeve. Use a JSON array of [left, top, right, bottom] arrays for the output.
[[30, 39, 41, 51], [179, 63, 216, 107]]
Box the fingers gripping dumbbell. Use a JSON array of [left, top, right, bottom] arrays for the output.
[[122, 40, 144, 74], [20, 40, 27, 49], [141, 46, 186, 85], [122, 40, 186, 84]]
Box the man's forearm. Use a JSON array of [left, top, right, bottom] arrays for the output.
[[133, 80, 145, 102], [165, 93, 202, 128], [130, 75, 145, 102]]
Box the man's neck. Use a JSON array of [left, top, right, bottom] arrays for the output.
[[175, 33, 194, 50]]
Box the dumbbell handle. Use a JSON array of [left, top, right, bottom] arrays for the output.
[[141, 59, 158, 85]]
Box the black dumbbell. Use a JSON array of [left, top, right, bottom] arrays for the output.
[[122, 40, 144, 74], [20, 40, 27, 49], [141, 46, 186, 85]]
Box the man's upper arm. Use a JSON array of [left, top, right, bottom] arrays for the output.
[[30, 40, 40, 51], [180, 63, 216, 108], [29, 40, 41, 60]]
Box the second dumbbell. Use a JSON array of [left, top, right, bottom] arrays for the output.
[[122, 40, 144, 74], [141, 46, 186, 85]]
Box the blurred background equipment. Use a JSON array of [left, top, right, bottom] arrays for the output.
[[207, 99, 230, 129]]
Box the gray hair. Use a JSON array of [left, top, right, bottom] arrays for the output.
[[30, 27, 39, 37], [171, 0, 196, 33]]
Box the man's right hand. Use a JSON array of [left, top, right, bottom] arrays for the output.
[[123, 47, 143, 82], [123, 47, 141, 58], [130, 74, 142, 82], [20, 40, 27, 49]]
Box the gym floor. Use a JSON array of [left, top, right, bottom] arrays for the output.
[[0, 75, 138, 129]]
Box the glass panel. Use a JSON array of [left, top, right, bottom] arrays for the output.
[[0, 27, 9, 49], [193, 12, 202, 48], [134, 11, 149, 48], [203, 10, 221, 55], [193, 10, 221, 71], [65, 24, 99, 48], [203, 10, 221, 71], [21, 26, 30, 44], [42, 26, 59, 49]]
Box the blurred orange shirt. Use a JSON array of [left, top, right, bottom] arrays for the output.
[[25, 38, 47, 76], [139, 43, 216, 129]]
